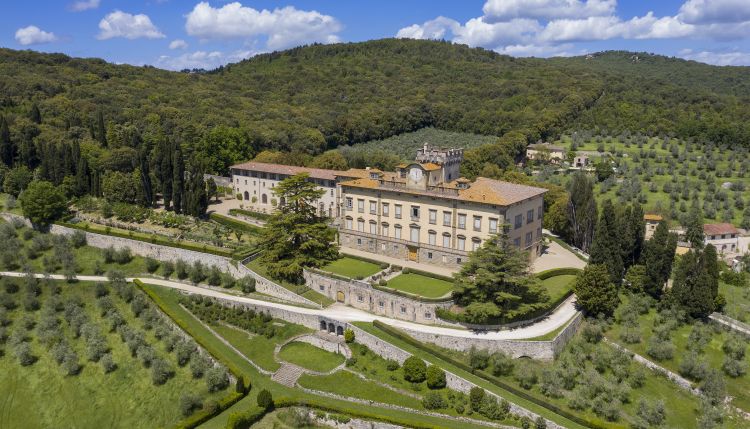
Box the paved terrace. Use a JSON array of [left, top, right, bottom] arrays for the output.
[[0, 272, 578, 341]]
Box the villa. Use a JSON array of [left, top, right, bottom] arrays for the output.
[[704, 223, 740, 255]]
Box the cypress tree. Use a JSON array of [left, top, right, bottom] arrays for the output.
[[589, 199, 624, 284], [29, 103, 41, 124], [574, 264, 620, 317], [74, 156, 90, 197], [685, 205, 704, 250], [567, 172, 597, 252], [641, 221, 677, 299], [0, 116, 15, 167], [157, 138, 173, 210], [96, 110, 107, 147], [183, 164, 207, 217], [671, 246, 718, 318], [139, 146, 153, 207], [628, 203, 645, 266], [172, 143, 184, 213]]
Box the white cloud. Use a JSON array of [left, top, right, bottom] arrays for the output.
[[678, 0, 750, 24], [97, 10, 165, 40], [156, 49, 259, 71], [185, 2, 341, 50], [396, 17, 460, 40], [70, 0, 100, 12], [483, 0, 615, 22], [169, 39, 188, 50], [397, 16, 540, 48], [495, 43, 577, 57], [15, 25, 58, 45], [538, 13, 695, 43], [678, 48, 750, 66]]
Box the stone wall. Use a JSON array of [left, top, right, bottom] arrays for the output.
[[237, 261, 318, 307], [398, 312, 583, 361], [304, 269, 451, 325], [339, 230, 466, 270], [198, 293, 321, 331]]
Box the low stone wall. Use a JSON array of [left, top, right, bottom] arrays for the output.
[[347, 325, 564, 429], [196, 293, 321, 331], [237, 261, 318, 307], [304, 269, 451, 325], [293, 334, 352, 359], [710, 312, 750, 338], [398, 312, 583, 361]]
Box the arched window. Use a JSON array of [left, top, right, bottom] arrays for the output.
[[261, 194, 268, 204], [243, 191, 249, 201], [442, 232, 451, 248], [345, 216, 353, 230], [471, 237, 481, 251]]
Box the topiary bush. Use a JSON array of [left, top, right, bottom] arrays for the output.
[[402, 356, 426, 383], [257, 389, 273, 410], [426, 365, 446, 389], [343, 328, 355, 343]]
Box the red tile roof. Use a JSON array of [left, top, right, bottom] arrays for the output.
[[703, 223, 739, 236], [230, 161, 339, 181]]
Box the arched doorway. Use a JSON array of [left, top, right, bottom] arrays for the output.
[[328, 323, 335, 333], [336, 291, 345, 302], [261, 194, 268, 204], [320, 320, 327, 331], [243, 191, 249, 201], [336, 326, 344, 336]]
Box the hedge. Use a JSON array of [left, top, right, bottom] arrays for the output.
[[339, 252, 390, 268], [228, 208, 272, 222], [226, 406, 269, 429], [173, 391, 245, 429], [371, 321, 607, 429], [58, 220, 235, 258], [209, 213, 265, 236], [534, 267, 582, 280]]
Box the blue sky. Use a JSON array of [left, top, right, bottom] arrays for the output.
[[3, 1, 750, 70]]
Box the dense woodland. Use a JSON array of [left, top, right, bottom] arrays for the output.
[[1, 39, 750, 217]]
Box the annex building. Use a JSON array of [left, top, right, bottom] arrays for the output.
[[231, 145, 547, 269]]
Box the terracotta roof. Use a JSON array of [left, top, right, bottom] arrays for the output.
[[230, 161, 339, 181], [396, 163, 408, 169], [644, 214, 663, 221], [421, 162, 442, 171], [704, 223, 739, 236], [339, 176, 546, 206]]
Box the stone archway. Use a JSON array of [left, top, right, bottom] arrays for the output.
[[336, 291, 345, 302], [328, 323, 335, 333], [336, 326, 344, 336], [320, 320, 327, 331]]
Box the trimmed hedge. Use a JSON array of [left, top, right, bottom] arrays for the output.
[[534, 267, 582, 280], [226, 406, 268, 429], [209, 213, 265, 236], [228, 208, 272, 222], [371, 321, 606, 429], [173, 391, 245, 429]]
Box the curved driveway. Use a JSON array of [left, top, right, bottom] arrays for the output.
[[1, 271, 578, 340]]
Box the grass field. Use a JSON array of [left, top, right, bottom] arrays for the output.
[[540, 274, 576, 303], [277, 342, 345, 372], [321, 257, 382, 279], [298, 370, 423, 408], [384, 273, 454, 298], [606, 300, 750, 413], [210, 323, 309, 372], [0, 280, 225, 429], [720, 281, 750, 322]]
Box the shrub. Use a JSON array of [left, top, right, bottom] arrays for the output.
[[236, 276, 255, 293], [514, 361, 538, 389], [581, 321, 604, 343], [402, 356, 426, 383], [189, 262, 206, 284], [180, 393, 203, 417], [679, 351, 709, 381], [490, 351, 514, 376], [62, 351, 81, 375], [426, 365, 446, 389], [137, 344, 156, 367], [207, 266, 222, 286], [151, 358, 175, 385], [100, 353, 117, 373], [722, 334, 746, 360], [385, 359, 400, 371], [190, 353, 210, 378], [161, 260, 175, 278], [534, 416, 547, 429], [114, 247, 132, 264], [422, 391, 446, 410], [206, 366, 230, 392], [469, 387, 485, 411], [102, 246, 116, 263], [14, 342, 36, 366], [700, 370, 726, 405], [176, 341, 195, 366], [70, 230, 87, 248], [722, 357, 746, 378], [646, 336, 674, 361], [235, 375, 248, 394], [94, 282, 109, 298], [257, 389, 273, 410], [469, 346, 490, 370], [175, 259, 189, 279], [637, 399, 665, 427], [145, 257, 160, 274], [343, 328, 355, 343]]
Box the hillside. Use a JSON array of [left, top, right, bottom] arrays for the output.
[[1, 40, 750, 175]]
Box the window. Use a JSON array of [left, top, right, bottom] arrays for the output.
[[369, 201, 377, 214], [538, 206, 543, 220], [443, 233, 451, 248], [369, 221, 377, 234], [410, 226, 419, 242], [378, 300, 384, 308], [345, 217, 353, 229], [381, 243, 386, 251], [319, 285, 325, 291], [357, 294, 364, 303], [429, 209, 437, 224], [472, 238, 481, 251], [382, 203, 389, 217], [537, 227, 542, 239], [489, 218, 498, 233], [357, 199, 364, 213], [394, 225, 402, 239], [357, 219, 364, 232], [513, 237, 521, 248], [525, 232, 533, 246], [425, 312, 432, 320], [458, 213, 466, 229], [357, 238, 362, 245], [527, 209, 534, 224], [443, 211, 452, 226], [427, 252, 433, 259], [514, 214, 523, 229], [442, 255, 447, 264], [345, 197, 353, 210], [400, 305, 406, 314], [382, 223, 389, 237], [428, 231, 437, 245], [457, 236, 466, 251], [457, 257, 462, 264], [473, 216, 482, 231], [411, 206, 420, 220], [395, 204, 402, 219]]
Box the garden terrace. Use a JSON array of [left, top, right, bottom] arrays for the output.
[[320, 256, 384, 280], [0, 279, 230, 428], [278, 341, 345, 372], [245, 257, 335, 307], [381, 272, 455, 299]]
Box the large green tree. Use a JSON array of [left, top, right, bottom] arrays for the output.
[[684, 205, 704, 249], [0, 116, 14, 167], [260, 173, 338, 283], [589, 200, 624, 284], [567, 172, 597, 252], [641, 221, 677, 299], [574, 264, 620, 317], [671, 245, 718, 318], [453, 234, 547, 323], [101, 171, 138, 204], [18, 180, 67, 229], [2, 166, 32, 197]]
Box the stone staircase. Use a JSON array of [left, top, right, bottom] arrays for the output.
[[271, 363, 306, 387]]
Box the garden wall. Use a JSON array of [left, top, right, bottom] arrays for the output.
[[303, 269, 452, 325]]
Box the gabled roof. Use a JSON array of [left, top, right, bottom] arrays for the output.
[[704, 223, 739, 236], [230, 161, 338, 181]]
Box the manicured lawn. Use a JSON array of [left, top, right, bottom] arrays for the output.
[[298, 370, 423, 409], [383, 273, 454, 298], [0, 281, 226, 429], [246, 258, 335, 307], [720, 281, 750, 322], [278, 342, 345, 372], [210, 323, 309, 372], [321, 256, 382, 279], [540, 274, 576, 303], [606, 299, 750, 413]]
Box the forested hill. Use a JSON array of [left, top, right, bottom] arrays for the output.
[[1, 39, 750, 176]]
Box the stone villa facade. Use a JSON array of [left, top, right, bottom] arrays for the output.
[[231, 145, 547, 268]]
